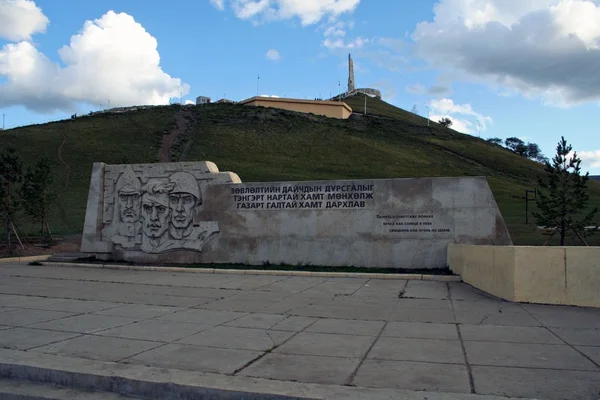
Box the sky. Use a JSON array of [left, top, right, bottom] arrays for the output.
[[1, 0, 600, 174]]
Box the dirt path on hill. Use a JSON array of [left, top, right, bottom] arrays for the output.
[[159, 108, 195, 162]]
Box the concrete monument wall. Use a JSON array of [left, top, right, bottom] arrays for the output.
[[81, 161, 512, 269]]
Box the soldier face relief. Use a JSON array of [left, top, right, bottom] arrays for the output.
[[170, 193, 196, 229], [119, 192, 141, 223], [141, 192, 171, 239]]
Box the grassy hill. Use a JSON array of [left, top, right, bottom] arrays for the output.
[[1, 93, 599, 246]]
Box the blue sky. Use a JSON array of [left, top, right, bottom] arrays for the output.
[[1, 0, 600, 173]]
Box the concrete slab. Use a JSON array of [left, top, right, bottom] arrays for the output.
[[472, 365, 600, 400], [389, 308, 456, 323], [93, 304, 185, 319], [274, 332, 376, 358], [240, 353, 361, 385], [305, 318, 385, 336], [271, 316, 319, 332], [32, 335, 161, 362], [522, 304, 600, 329], [353, 359, 471, 393], [177, 326, 295, 351], [0, 378, 140, 399], [156, 309, 248, 325], [124, 343, 261, 374], [40, 299, 122, 313], [28, 314, 138, 334], [464, 341, 599, 370], [225, 313, 289, 329], [382, 322, 459, 340], [576, 346, 600, 365], [454, 307, 540, 326], [403, 281, 449, 300], [395, 298, 453, 310], [368, 337, 464, 364], [459, 325, 563, 344], [95, 319, 213, 342], [201, 299, 275, 312], [0, 328, 79, 350], [0, 309, 75, 327], [550, 327, 600, 346]]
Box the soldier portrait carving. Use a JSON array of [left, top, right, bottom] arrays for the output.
[[101, 167, 220, 254]]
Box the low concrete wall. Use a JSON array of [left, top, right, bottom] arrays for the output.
[[239, 97, 353, 119], [448, 244, 600, 308]]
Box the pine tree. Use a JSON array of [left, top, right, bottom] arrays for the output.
[[21, 155, 55, 241], [533, 137, 598, 245], [0, 146, 23, 245]]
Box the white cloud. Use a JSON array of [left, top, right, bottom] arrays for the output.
[[266, 48, 281, 61], [209, 0, 225, 11], [428, 98, 492, 134], [0, 0, 48, 41], [184, 100, 195, 105], [323, 36, 369, 49], [259, 94, 280, 97], [0, 10, 189, 113], [226, 0, 360, 25], [579, 149, 600, 169], [413, 0, 600, 106]]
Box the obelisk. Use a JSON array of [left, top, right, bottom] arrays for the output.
[[348, 53, 355, 92]]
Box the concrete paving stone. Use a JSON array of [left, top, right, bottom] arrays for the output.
[[368, 337, 464, 364], [521, 304, 600, 329], [2, 296, 68, 310], [465, 341, 599, 370], [227, 291, 291, 303], [576, 346, 600, 365], [260, 300, 315, 314], [200, 299, 275, 313], [459, 325, 563, 344], [389, 308, 456, 324], [94, 319, 213, 342], [124, 343, 261, 374], [305, 318, 385, 336], [270, 316, 318, 332], [177, 326, 295, 351], [395, 298, 453, 310], [0, 309, 75, 327], [472, 365, 600, 400], [274, 332, 376, 358], [0, 295, 30, 306], [240, 353, 361, 385], [449, 282, 499, 302], [132, 285, 232, 299], [353, 359, 471, 393], [224, 313, 288, 329], [156, 309, 247, 325], [550, 327, 600, 346], [35, 299, 122, 313], [454, 308, 540, 326], [216, 276, 287, 290], [135, 275, 233, 288], [402, 281, 449, 300], [318, 305, 393, 321], [331, 295, 398, 309], [93, 304, 185, 319], [32, 334, 160, 362], [28, 314, 138, 334], [0, 327, 79, 350], [382, 322, 459, 340]]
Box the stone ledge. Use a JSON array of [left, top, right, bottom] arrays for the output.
[[0, 349, 529, 400], [0, 255, 51, 263], [41, 261, 461, 281]]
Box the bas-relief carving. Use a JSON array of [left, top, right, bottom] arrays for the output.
[[101, 166, 219, 254]]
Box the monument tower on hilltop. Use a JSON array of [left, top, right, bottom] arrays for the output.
[[348, 53, 355, 92]]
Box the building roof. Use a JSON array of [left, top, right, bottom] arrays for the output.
[[239, 96, 352, 113]]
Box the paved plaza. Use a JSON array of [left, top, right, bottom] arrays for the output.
[[0, 262, 599, 399]]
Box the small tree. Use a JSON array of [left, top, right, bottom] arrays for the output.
[[505, 137, 527, 156], [439, 117, 453, 128], [486, 137, 503, 146], [21, 156, 55, 241], [533, 136, 598, 246], [0, 146, 23, 246]]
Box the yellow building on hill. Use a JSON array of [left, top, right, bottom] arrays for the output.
[[239, 96, 352, 120]]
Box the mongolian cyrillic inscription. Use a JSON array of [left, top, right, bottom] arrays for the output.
[[231, 184, 375, 211], [377, 214, 452, 234]]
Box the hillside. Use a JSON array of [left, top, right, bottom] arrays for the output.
[[1, 93, 599, 246]]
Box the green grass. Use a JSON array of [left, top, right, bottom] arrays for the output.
[[1, 97, 599, 245]]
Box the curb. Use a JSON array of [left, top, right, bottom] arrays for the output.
[[0, 255, 51, 263], [41, 261, 461, 281], [0, 349, 525, 400]]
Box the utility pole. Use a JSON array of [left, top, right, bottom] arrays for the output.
[[338, 81, 341, 101], [425, 105, 430, 127], [257, 74, 260, 97]]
